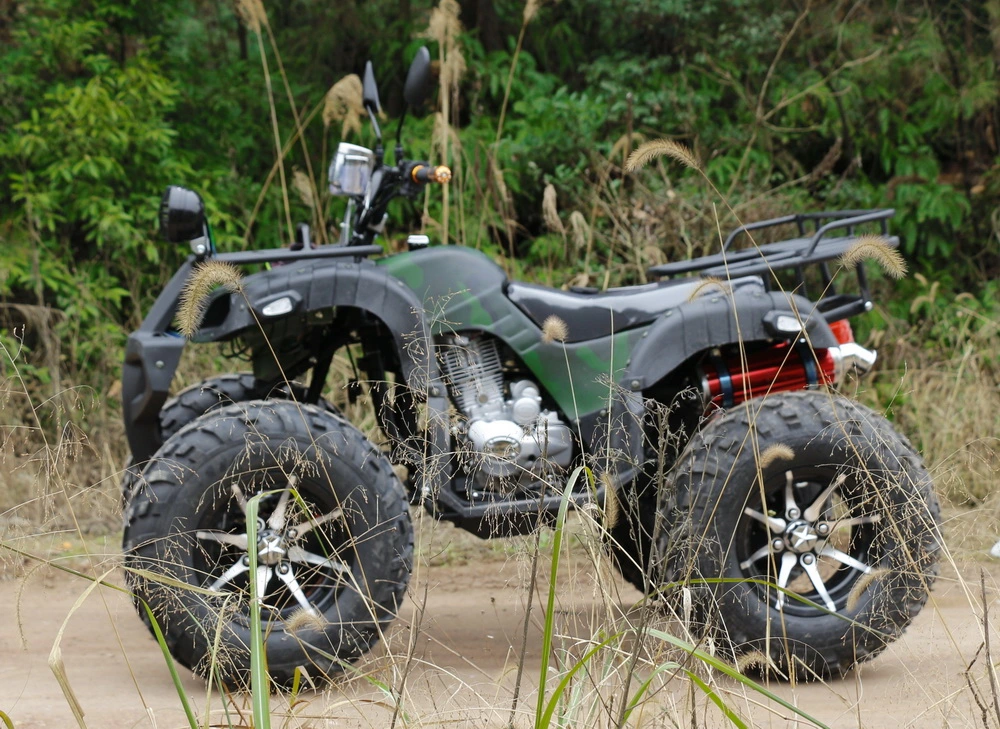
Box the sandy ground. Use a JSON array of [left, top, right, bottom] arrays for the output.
[[2, 524, 999, 729]]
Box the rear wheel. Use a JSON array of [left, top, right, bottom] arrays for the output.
[[123, 400, 412, 687], [664, 391, 940, 678]]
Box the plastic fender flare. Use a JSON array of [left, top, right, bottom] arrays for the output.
[[123, 259, 437, 465], [197, 259, 435, 392], [594, 288, 840, 487]]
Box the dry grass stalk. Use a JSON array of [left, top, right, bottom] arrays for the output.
[[491, 159, 510, 207], [432, 111, 463, 159], [323, 74, 365, 139], [541, 315, 568, 343], [494, 0, 542, 144], [425, 0, 466, 96], [759, 443, 795, 470], [846, 567, 889, 612], [177, 261, 245, 338], [542, 184, 565, 235], [838, 234, 907, 279], [424, 0, 465, 246], [625, 139, 700, 173]]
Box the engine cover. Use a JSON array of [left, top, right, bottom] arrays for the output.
[[467, 411, 574, 479], [439, 334, 574, 497]]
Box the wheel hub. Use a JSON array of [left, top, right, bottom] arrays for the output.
[[784, 520, 821, 554], [197, 487, 352, 619], [741, 469, 880, 613], [257, 532, 287, 566]]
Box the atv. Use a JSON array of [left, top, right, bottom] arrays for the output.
[[121, 47, 940, 686]]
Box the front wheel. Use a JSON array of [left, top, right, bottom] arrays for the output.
[[664, 391, 940, 678], [123, 400, 413, 687], [121, 373, 338, 504]]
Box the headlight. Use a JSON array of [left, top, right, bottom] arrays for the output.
[[328, 143, 374, 196]]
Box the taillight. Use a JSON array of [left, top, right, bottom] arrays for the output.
[[828, 318, 855, 345]]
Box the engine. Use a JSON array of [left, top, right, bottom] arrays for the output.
[[439, 334, 573, 498]]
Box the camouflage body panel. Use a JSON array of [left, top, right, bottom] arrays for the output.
[[378, 247, 647, 421]]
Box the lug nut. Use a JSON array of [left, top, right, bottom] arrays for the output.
[[787, 508, 801, 520], [241, 555, 251, 566], [771, 538, 785, 552], [817, 523, 830, 536], [801, 553, 815, 566], [278, 563, 290, 574], [287, 529, 297, 540]]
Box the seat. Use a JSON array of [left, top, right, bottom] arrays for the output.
[[506, 278, 705, 342]]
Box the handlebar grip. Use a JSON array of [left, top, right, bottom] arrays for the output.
[[411, 165, 452, 184]]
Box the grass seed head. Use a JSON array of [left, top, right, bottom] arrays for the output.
[[625, 139, 700, 173], [523, 0, 542, 23], [292, 168, 314, 209], [686, 276, 728, 302], [177, 261, 244, 338], [425, 0, 463, 48], [542, 184, 565, 235], [568, 211, 590, 254], [285, 607, 327, 636], [323, 74, 365, 138], [759, 444, 795, 470], [235, 0, 267, 33], [839, 235, 907, 279], [600, 472, 620, 530], [542, 315, 568, 343], [735, 650, 772, 674]]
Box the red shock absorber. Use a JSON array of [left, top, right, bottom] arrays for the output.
[[700, 343, 837, 409]]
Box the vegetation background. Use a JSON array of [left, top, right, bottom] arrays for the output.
[[0, 0, 998, 520]]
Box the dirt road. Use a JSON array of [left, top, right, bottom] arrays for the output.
[[1, 529, 996, 729]]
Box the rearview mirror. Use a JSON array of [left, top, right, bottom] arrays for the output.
[[362, 61, 382, 114], [159, 186, 205, 243], [403, 47, 434, 109]]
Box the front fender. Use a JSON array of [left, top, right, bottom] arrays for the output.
[[196, 259, 433, 391], [122, 256, 436, 464]]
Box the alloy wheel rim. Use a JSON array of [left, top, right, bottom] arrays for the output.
[[193, 474, 353, 623], [739, 468, 881, 615]]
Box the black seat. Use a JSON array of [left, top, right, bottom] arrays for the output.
[[507, 279, 705, 342]]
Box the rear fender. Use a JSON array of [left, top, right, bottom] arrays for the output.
[[589, 287, 840, 488]]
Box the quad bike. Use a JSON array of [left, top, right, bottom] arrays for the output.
[[121, 48, 940, 686]]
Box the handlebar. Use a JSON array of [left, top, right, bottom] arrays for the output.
[[410, 164, 452, 184]]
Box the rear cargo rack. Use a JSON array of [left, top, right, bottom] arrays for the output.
[[647, 209, 897, 322]]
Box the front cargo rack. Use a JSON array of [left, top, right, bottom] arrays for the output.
[[647, 208, 897, 322]]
